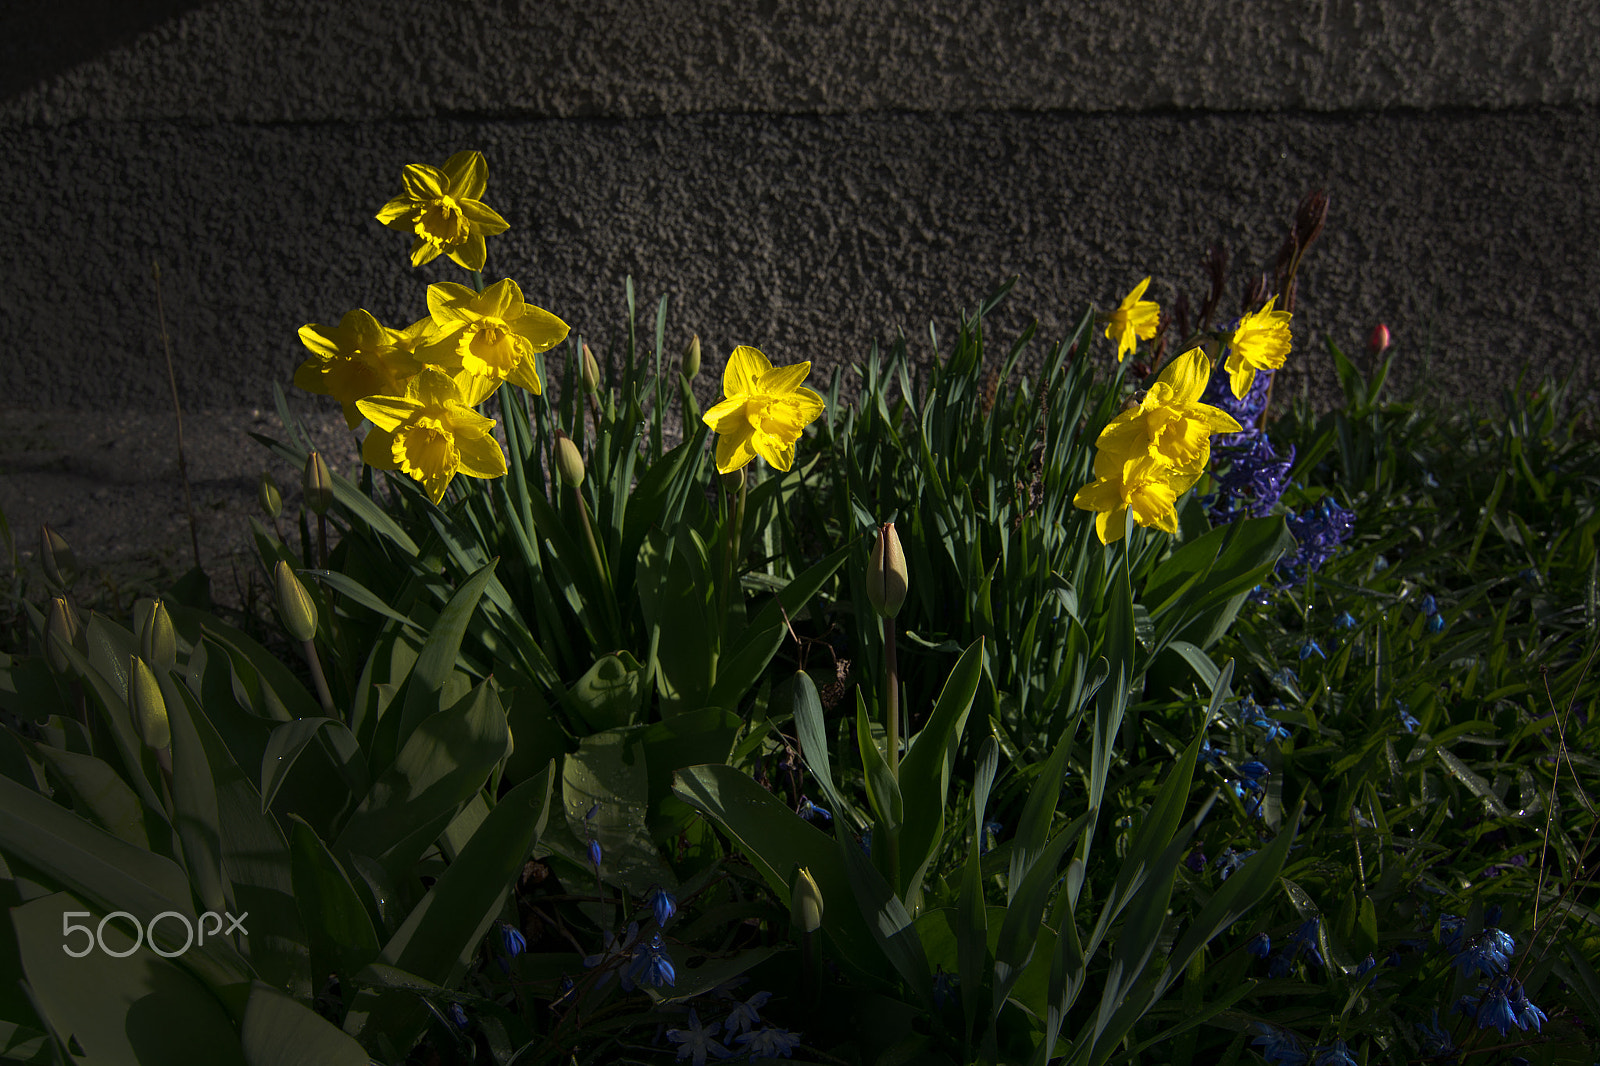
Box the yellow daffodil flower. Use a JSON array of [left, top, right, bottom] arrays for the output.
[[420, 279, 570, 396], [357, 367, 506, 504], [1226, 296, 1293, 398], [702, 346, 825, 474], [1104, 277, 1161, 362], [375, 150, 509, 271], [294, 309, 428, 428], [1073, 452, 1197, 545], [1095, 348, 1243, 479]]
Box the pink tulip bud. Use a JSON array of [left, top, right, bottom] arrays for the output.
[[1368, 323, 1390, 356]]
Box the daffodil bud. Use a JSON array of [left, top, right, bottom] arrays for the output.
[[129, 654, 171, 752], [865, 522, 908, 618], [791, 866, 823, 934], [720, 467, 745, 494], [44, 597, 79, 674], [138, 599, 177, 675], [682, 334, 701, 380], [274, 560, 318, 643], [40, 524, 76, 589], [580, 343, 601, 395], [303, 451, 333, 516], [553, 432, 585, 488], [258, 471, 283, 519]]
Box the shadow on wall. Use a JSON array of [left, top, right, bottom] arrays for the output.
[[0, 0, 213, 102]]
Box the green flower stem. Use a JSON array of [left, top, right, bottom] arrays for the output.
[[573, 489, 622, 643], [713, 475, 749, 684], [301, 637, 336, 718], [883, 611, 902, 889]]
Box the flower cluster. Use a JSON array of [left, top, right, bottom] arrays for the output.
[[295, 151, 570, 504], [1074, 348, 1242, 543], [1278, 497, 1358, 582]]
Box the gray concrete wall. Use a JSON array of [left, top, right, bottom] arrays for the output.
[[3, 0, 1598, 418]]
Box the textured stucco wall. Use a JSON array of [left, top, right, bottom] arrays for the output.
[[2, 0, 1598, 418]]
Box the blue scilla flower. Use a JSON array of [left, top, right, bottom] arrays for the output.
[[1199, 740, 1227, 766], [587, 837, 603, 868], [1415, 1009, 1455, 1056], [1476, 982, 1520, 1036], [497, 921, 527, 973], [1248, 933, 1272, 958], [980, 820, 1003, 856], [1252, 715, 1292, 742], [1419, 593, 1438, 616], [1426, 613, 1446, 634], [1216, 848, 1254, 880], [1311, 1039, 1357, 1066], [932, 967, 959, 1009], [628, 931, 676, 989], [447, 1002, 468, 1029], [1397, 706, 1420, 733], [1438, 913, 1466, 954], [797, 795, 832, 824], [666, 1009, 733, 1065], [1239, 760, 1270, 780], [1452, 927, 1516, 978], [581, 921, 640, 989], [735, 1026, 802, 1058], [1299, 639, 1325, 660], [725, 990, 771, 1036], [1335, 610, 1357, 629], [648, 885, 678, 927], [1250, 1022, 1309, 1066], [1285, 918, 1324, 967]]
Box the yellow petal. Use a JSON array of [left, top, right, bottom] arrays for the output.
[[442, 151, 487, 201], [752, 431, 795, 472], [703, 395, 747, 428], [715, 430, 757, 474], [1225, 350, 1256, 400], [757, 360, 812, 396], [357, 394, 418, 433], [1123, 277, 1151, 307], [401, 164, 446, 201], [361, 426, 399, 470], [454, 431, 507, 479], [723, 346, 772, 399], [375, 195, 418, 227], [1097, 507, 1129, 544], [447, 233, 488, 272], [462, 198, 509, 234], [511, 304, 571, 353], [427, 283, 480, 325], [479, 278, 523, 321], [1157, 348, 1211, 404], [508, 357, 543, 395], [409, 236, 442, 268]]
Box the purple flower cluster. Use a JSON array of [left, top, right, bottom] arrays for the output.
[[1201, 346, 1273, 444], [1278, 497, 1357, 583], [1207, 431, 1297, 524]]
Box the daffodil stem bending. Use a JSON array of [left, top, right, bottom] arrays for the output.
[[301, 638, 336, 717]]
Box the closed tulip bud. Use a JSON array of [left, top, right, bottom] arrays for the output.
[[682, 334, 701, 380], [129, 655, 171, 752], [580, 343, 601, 395], [258, 471, 283, 519], [40, 524, 76, 589], [274, 560, 318, 642], [791, 866, 823, 934], [866, 522, 908, 618], [303, 451, 333, 516], [138, 599, 177, 675], [45, 597, 80, 674], [1368, 323, 1390, 356], [553, 432, 585, 488]]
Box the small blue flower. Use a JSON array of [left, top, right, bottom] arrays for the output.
[[1415, 1009, 1455, 1056], [666, 1009, 734, 1064], [587, 838, 604, 868], [1299, 640, 1325, 660], [1438, 913, 1466, 954], [1184, 848, 1207, 873], [1239, 760, 1270, 780], [496, 921, 527, 973], [649, 886, 678, 927], [1354, 954, 1377, 978], [1252, 716, 1292, 742], [1247, 933, 1272, 958], [1334, 610, 1357, 629], [1311, 1039, 1358, 1066], [629, 931, 676, 988], [447, 1002, 468, 1029], [1476, 983, 1519, 1036], [1426, 613, 1446, 634], [1419, 593, 1438, 616], [1285, 918, 1324, 967], [932, 967, 958, 1009], [581, 921, 640, 990], [725, 990, 771, 1036], [1215, 848, 1254, 881], [980, 820, 1003, 856], [1397, 706, 1420, 733], [797, 795, 832, 824], [1198, 740, 1227, 766], [1452, 927, 1516, 978], [735, 1026, 802, 1058], [1250, 1022, 1309, 1066]]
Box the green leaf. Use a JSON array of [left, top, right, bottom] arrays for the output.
[[898, 638, 984, 900], [239, 982, 367, 1066], [289, 816, 381, 984], [12, 892, 247, 1066], [397, 559, 498, 750], [559, 730, 675, 897], [671, 764, 883, 976], [161, 674, 231, 917], [258, 716, 366, 818], [346, 769, 552, 1046], [835, 826, 932, 1004], [335, 679, 511, 881], [855, 697, 903, 833], [790, 671, 859, 829], [27, 746, 148, 850], [565, 652, 646, 732]]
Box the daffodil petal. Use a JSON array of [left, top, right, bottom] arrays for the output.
[[461, 199, 509, 234], [1226, 351, 1256, 400], [376, 195, 417, 227], [757, 360, 812, 396], [480, 279, 522, 321], [448, 233, 488, 272], [455, 431, 508, 479], [507, 358, 542, 395], [1157, 348, 1211, 403], [401, 164, 446, 201], [356, 394, 417, 433], [511, 305, 571, 353], [752, 432, 795, 472], [443, 151, 487, 200], [724, 346, 772, 399], [716, 430, 757, 474], [1096, 506, 1129, 544], [362, 426, 399, 469]]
